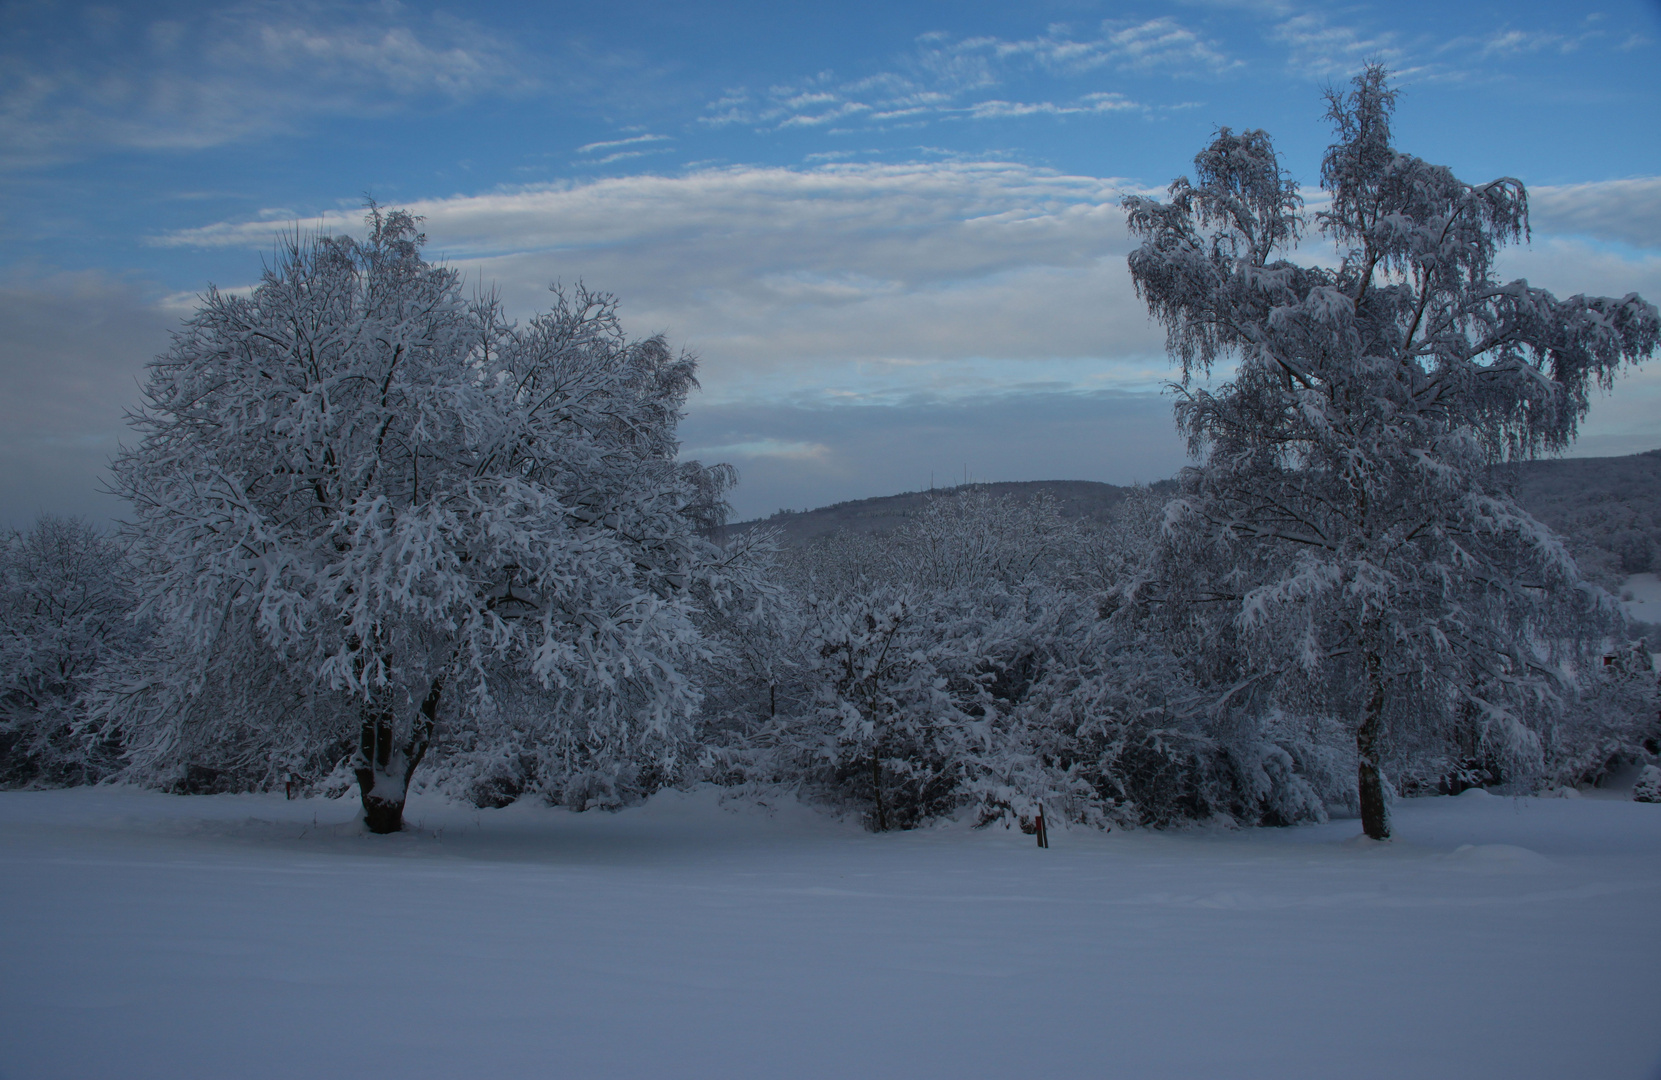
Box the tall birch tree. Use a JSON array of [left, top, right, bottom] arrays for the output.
[[1125, 66, 1659, 838]]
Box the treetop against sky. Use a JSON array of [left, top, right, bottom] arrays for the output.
[[1, 0, 1658, 524]]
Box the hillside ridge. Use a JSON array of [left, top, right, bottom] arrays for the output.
[[732, 450, 1661, 584]]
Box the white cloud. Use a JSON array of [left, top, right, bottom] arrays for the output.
[[144, 167, 1661, 515], [967, 93, 1143, 119], [153, 169, 1661, 414], [1462, 14, 1651, 61], [940, 20, 1237, 77], [697, 19, 1224, 133], [1097, 18, 1238, 73], [1269, 4, 1657, 85], [0, 0, 534, 166], [1268, 11, 1402, 79], [1476, 29, 1569, 58], [1495, 234, 1661, 300], [1529, 177, 1661, 251], [583, 148, 675, 166], [576, 134, 670, 155], [138, 159, 1191, 516], [152, 161, 1167, 406]]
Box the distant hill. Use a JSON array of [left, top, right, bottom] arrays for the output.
[[731, 451, 1661, 584], [1500, 448, 1661, 585], [728, 479, 1173, 545]]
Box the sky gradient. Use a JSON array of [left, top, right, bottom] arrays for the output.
[[3, 0, 1659, 524]]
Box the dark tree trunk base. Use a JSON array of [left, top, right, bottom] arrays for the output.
[[1358, 759, 1390, 840], [361, 794, 406, 834], [351, 675, 444, 836]]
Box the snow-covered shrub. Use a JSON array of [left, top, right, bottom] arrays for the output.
[[0, 516, 144, 786], [1634, 765, 1661, 803], [993, 590, 1338, 830], [884, 487, 1080, 591], [699, 490, 1084, 829], [1542, 641, 1661, 789], [703, 485, 1336, 832], [791, 587, 985, 829]]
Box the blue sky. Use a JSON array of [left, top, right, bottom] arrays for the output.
[[3, 0, 1659, 524]]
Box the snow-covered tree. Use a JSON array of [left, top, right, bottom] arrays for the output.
[[103, 207, 735, 831], [0, 516, 142, 786], [885, 487, 1079, 591], [1125, 66, 1659, 838]]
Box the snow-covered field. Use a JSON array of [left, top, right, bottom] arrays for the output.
[[1622, 572, 1661, 627], [2, 786, 1659, 1080]]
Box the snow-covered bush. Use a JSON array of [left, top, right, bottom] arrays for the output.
[[1541, 642, 1661, 790], [702, 486, 1336, 831], [97, 206, 737, 830], [0, 516, 143, 786], [1634, 765, 1661, 803], [699, 490, 1073, 828], [790, 587, 985, 829]]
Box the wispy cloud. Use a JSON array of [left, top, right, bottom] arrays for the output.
[[933, 20, 1237, 78], [0, 0, 535, 167], [967, 93, 1145, 120], [698, 19, 1228, 134], [155, 162, 1661, 409], [1261, 4, 1654, 83], [150, 160, 1165, 408], [576, 133, 671, 155], [1457, 12, 1652, 61], [1530, 177, 1661, 251], [1268, 11, 1402, 79]]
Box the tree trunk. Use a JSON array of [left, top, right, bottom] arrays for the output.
[[352, 676, 443, 835], [870, 754, 887, 832], [1357, 649, 1391, 840]]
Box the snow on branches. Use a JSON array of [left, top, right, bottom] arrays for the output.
[[1126, 65, 1658, 838], [103, 206, 738, 830]]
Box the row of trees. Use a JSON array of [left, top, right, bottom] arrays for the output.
[[5, 475, 1652, 833], [2, 70, 1657, 836]]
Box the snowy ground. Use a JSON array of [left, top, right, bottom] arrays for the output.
[[1622, 572, 1661, 628], [2, 785, 1659, 1080]]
